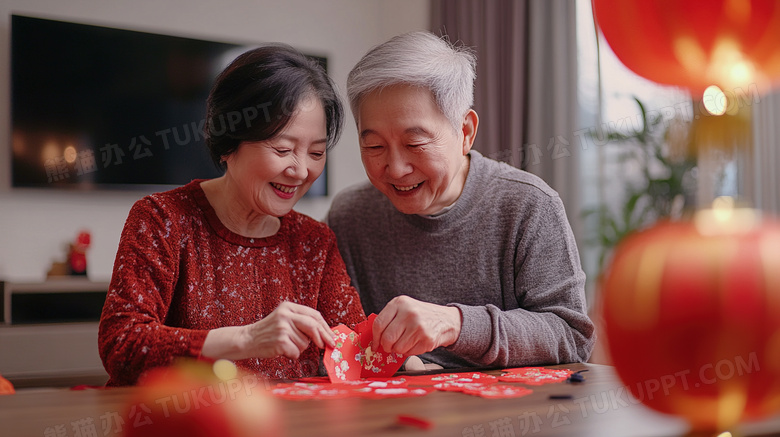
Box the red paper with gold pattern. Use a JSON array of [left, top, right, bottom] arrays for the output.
[[323, 314, 405, 383]]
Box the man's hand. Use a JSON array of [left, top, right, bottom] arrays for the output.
[[373, 295, 462, 356]]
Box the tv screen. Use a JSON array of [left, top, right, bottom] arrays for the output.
[[10, 14, 328, 195]]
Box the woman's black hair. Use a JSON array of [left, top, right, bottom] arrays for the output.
[[205, 44, 344, 169]]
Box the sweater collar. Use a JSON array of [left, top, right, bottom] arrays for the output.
[[401, 149, 486, 232], [188, 179, 289, 247]]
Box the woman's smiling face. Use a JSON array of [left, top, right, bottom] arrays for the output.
[[224, 95, 327, 217]]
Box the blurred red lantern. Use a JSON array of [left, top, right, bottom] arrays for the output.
[[0, 374, 15, 395], [592, 0, 780, 96], [601, 210, 780, 431], [123, 359, 278, 437]]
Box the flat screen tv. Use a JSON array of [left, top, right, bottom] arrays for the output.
[[10, 14, 328, 196]]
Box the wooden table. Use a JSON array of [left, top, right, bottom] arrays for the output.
[[2, 363, 780, 437]]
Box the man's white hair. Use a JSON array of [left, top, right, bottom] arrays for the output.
[[347, 31, 476, 130]]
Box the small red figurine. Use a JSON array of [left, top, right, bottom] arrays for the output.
[[68, 230, 91, 276]]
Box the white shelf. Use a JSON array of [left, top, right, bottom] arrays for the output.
[[0, 280, 110, 387], [2, 278, 109, 293], [1, 278, 109, 325]]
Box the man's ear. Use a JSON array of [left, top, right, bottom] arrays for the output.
[[461, 109, 479, 155]]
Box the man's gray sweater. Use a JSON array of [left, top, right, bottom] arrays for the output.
[[327, 150, 595, 368]]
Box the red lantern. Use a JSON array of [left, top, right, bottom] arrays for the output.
[[601, 212, 780, 431], [123, 359, 278, 437], [592, 0, 780, 96], [0, 374, 15, 395]]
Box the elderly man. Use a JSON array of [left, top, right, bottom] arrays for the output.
[[327, 31, 595, 369]]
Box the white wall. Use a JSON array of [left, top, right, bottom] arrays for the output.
[[0, 0, 430, 282]]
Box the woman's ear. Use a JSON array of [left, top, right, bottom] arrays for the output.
[[461, 109, 479, 155]]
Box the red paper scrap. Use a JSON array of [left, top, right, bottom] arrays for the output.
[[397, 415, 434, 430]]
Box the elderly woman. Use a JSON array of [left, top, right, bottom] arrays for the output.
[[327, 31, 595, 369], [99, 45, 365, 386]]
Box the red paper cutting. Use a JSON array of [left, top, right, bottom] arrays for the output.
[[432, 382, 491, 393], [340, 377, 409, 388], [405, 372, 498, 386], [270, 382, 431, 400], [323, 325, 362, 383], [354, 386, 433, 399], [498, 367, 572, 385], [354, 314, 406, 377], [463, 384, 533, 399], [271, 383, 352, 400], [323, 314, 405, 383]]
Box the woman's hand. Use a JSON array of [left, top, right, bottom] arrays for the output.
[[240, 301, 336, 359], [202, 301, 335, 361]]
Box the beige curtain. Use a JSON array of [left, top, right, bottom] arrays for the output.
[[747, 90, 780, 215], [430, 0, 582, 240], [430, 0, 528, 168]]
